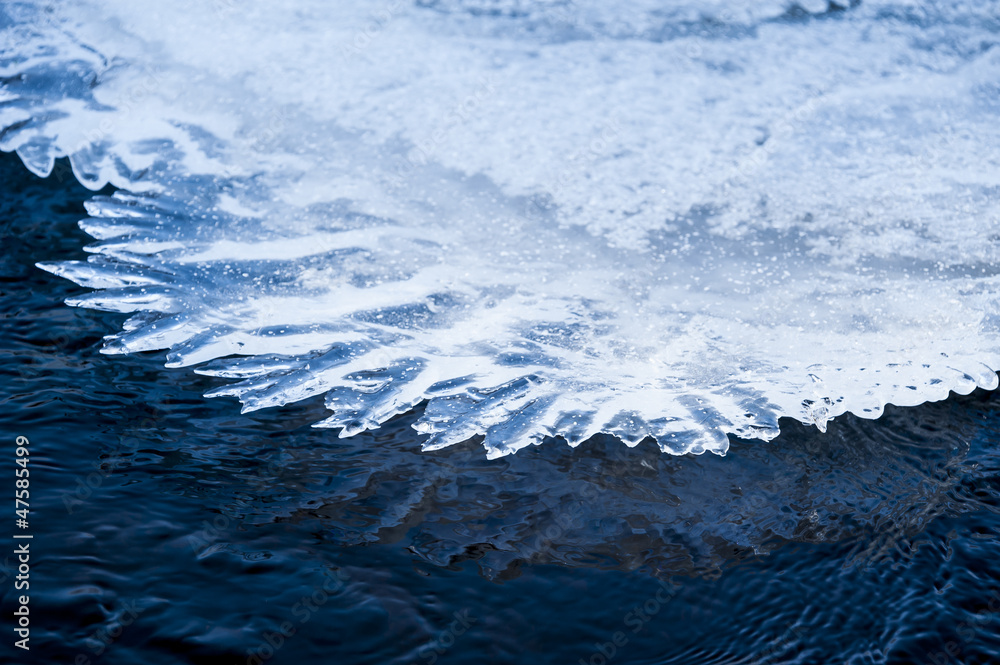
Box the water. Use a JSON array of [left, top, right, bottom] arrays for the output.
[[3, 0, 999, 456], [2, 151, 1000, 664]]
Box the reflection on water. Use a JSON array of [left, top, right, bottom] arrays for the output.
[[142, 393, 991, 582]]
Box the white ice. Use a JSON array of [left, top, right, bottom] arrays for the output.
[[1, 0, 998, 456]]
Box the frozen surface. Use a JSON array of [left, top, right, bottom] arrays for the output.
[[2, 0, 998, 456]]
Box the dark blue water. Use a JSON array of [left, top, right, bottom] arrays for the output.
[[1, 150, 999, 664]]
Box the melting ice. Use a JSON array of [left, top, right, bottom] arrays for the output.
[[1, 0, 998, 456]]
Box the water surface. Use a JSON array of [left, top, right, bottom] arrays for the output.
[[2, 152, 1000, 664]]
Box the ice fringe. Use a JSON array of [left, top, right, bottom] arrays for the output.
[[3, 0, 999, 456]]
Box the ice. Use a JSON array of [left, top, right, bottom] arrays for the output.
[[3, 0, 998, 455]]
